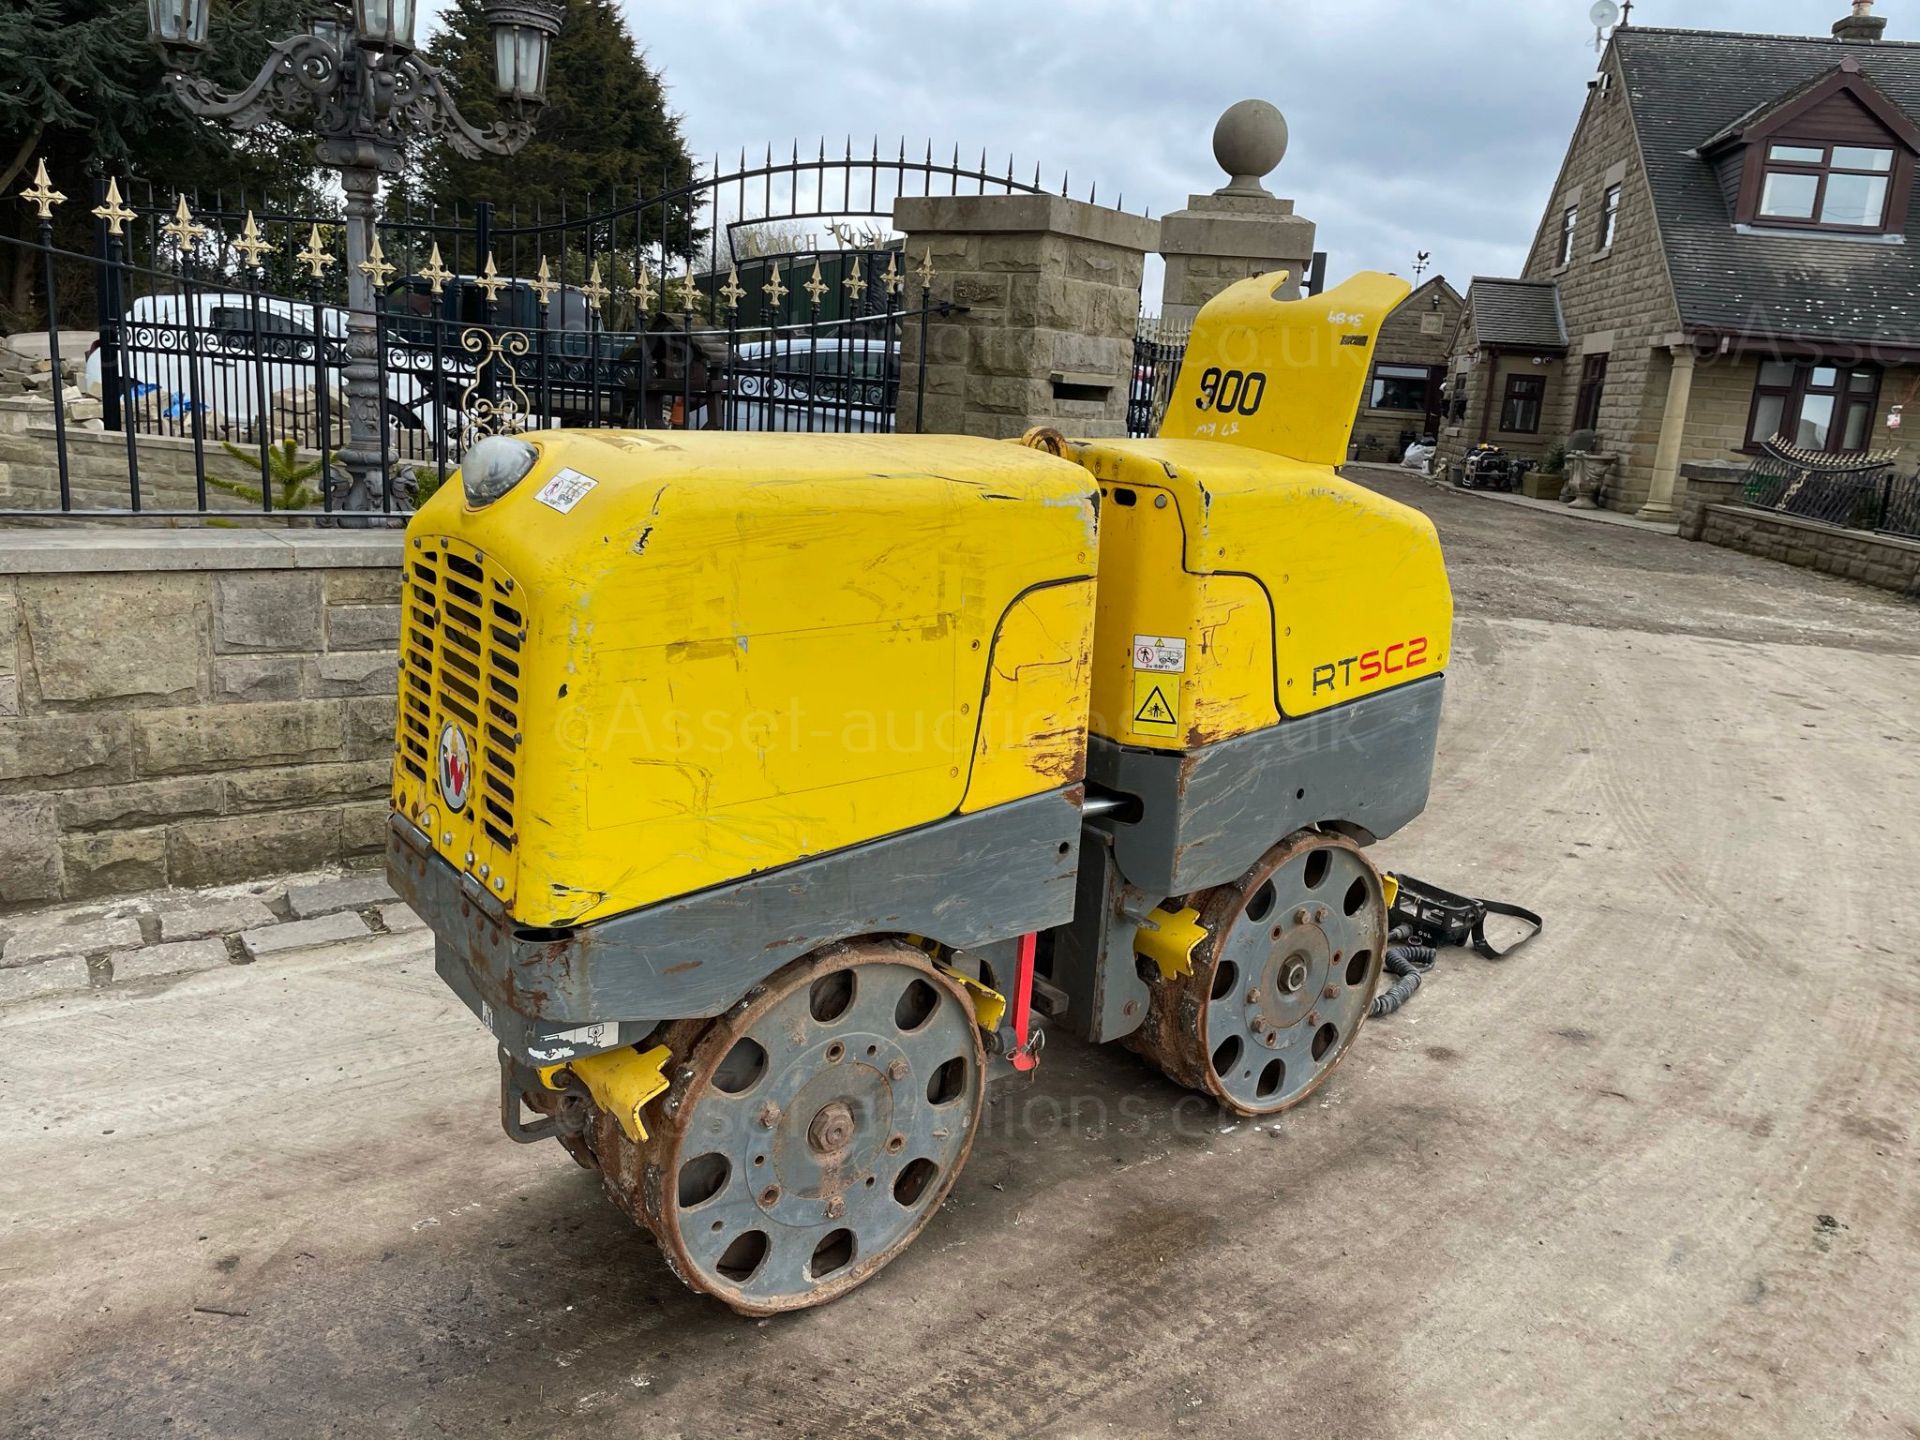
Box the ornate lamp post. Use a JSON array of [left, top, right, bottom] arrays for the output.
[[146, 0, 564, 510]]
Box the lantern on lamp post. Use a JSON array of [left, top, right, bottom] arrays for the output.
[[146, 0, 566, 512]]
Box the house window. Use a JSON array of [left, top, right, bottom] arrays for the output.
[[1746, 361, 1882, 452], [1598, 185, 1622, 251], [1557, 206, 1580, 266], [1574, 353, 1609, 432], [1370, 364, 1435, 412], [1501, 374, 1546, 434], [1757, 142, 1896, 229]]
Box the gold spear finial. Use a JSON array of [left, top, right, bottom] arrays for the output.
[[20, 160, 65, 221], [803, 261, 829, 307], [763, 261, 788, 308], [356, 234, 396, 289], [160, 195, 209, 250], [419, 242, 452, 297], [628, 267, 655, 312], [235, 211, 271, 269], [529, 257, 558, 307], [91, 179, 134, 237], [843, 261, 866, 302], [915, 244, 936, 291], [475, 254, 507, 302], [581, 261, 608, 310], [882, 253, 902, 297], [297, 224, 335, 280], [674, 268, 702, 314], [717, 266, 745, 313]]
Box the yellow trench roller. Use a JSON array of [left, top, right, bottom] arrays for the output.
[[389, 268, 1454, 1314]]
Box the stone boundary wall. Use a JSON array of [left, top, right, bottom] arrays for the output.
[[0, 530, 403, 908], [1678, 462, 1920, 598]]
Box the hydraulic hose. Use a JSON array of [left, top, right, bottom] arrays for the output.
[[1368, 927, 1438, 1018]]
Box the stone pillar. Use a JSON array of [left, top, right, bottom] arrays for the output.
[[1676, 461, 1749, 541], [892, 194, 1159, 439], [1640, 345, 1698, 520], [1158, 99, 1318, 324]]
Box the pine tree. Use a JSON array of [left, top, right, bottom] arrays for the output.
[[2, 0, 336, 326], [414, 0, 701, 259]]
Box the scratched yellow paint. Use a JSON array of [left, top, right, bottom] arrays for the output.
[[400, 430, 1097, 927], [1077, 269, 1453, 750]]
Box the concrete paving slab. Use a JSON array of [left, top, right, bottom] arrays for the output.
[[109, 939, 231, 983], [285, 874, 397, 919], [156, 897, 278, 942], [239, 911, 370, 959]]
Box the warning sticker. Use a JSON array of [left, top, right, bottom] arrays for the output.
[[533, 466, 597, 514], [1132, 673, 1180, 739], [1132, 634, 1186, 673]]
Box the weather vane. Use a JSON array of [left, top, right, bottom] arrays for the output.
[[1412, 251, 1431, 281]]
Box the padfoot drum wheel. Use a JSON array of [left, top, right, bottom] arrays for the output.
[[1129, 831, 1387, 1116], [584, 940, 985, 1314]]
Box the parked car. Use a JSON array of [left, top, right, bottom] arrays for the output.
[[84, 292, 439, 443], [699, 336, 898, 432]]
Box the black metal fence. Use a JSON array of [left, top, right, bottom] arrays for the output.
[[1741, 442, 1920, 542], [4, 143, 1062, 519], [1128, 315, 1189, 440]]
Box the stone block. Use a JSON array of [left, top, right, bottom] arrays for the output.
[[57, 776, 224, 830], [156, 896, 278, 942], [227, 758, 389, 811], [950, 274, 1013, 313], [239, 910, 369, 959], [109, 939, 229, 983], [4, 910, 142, 964], [0, 717, 127, 788], [287, 870, 396, 918], [60, 829, 168, 899], [377, 901, 425, 933], [343, 694, 397, 759], [18, 574, 206, 705], [970, 331, 1044, 379], [0, 794, 62, 904], [340, 800, 388, 857], [0, 955, 90, 1004], [327, 604, 401, 651], [166, 808, 341, 888], [213, 572, 323, 653], [324, 571, 402, 606], [135, 700, 344, 775], [214, 655, 307, 704], [313, 651, 399, 697]]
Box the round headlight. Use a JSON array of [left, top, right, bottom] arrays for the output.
[[460, 435, 538, 507]]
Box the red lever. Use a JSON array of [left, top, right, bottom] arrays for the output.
[[1010, 931, 1038, 1072]]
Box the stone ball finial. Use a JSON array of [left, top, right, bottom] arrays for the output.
[[1212, 99, 1289, 197]]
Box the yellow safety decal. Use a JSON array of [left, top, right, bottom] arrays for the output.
[[1383, 872, 1401, 909], [1131, 672, 1179, 740], [1135, 904, 1207, 980], [537, 1043, 672, 1143], [938, 966, 1009, 1032]]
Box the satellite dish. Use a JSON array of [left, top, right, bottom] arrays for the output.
[[1590, 0, 1620, 25]]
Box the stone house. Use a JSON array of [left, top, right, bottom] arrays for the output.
[[1437, 1, 1920, 517], [1348, 276, 1463, 462]]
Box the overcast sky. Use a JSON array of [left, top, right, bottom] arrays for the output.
[[428, 0, 1899, 293]]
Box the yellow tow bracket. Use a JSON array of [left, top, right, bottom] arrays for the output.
[[1135, 904, 1207, 980], [939, 966, 1008, 1032], [1383, 872, 1401, 909], [537, 1043, 672, 1143]]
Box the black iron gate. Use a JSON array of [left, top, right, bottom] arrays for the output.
[[6, 143, 1064, 517]]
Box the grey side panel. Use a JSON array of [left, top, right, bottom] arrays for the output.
[[390, 787, 1083, 1045], [1048, 832, 1155, 1045], [1088, 674, 1445, 897]]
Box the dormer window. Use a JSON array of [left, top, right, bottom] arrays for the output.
[[1758, 141, 1896, 227], [1710, 61, 1920, 238]]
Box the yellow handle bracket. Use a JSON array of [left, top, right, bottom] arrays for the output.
[[1135, 904, 1207, 980], [537, 1043, 672, 1143]]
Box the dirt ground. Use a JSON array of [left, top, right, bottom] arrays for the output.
[[4, 475, 1918, 1439]]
